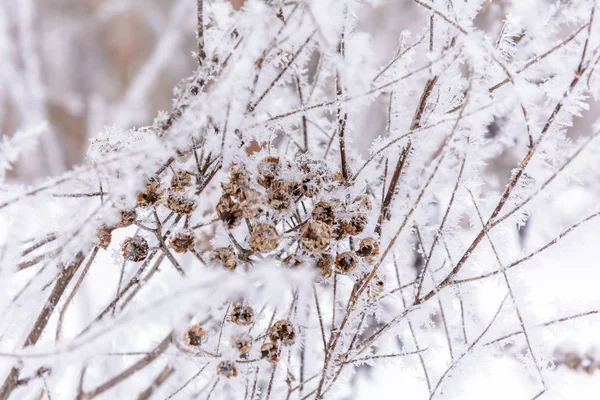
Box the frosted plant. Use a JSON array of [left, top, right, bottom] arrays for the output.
[[1, 0, 600, 399]]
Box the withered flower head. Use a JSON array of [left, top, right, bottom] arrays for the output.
[[216, 195, 243, 228], [260, 341, 280, 364], [136, 177, 163, 208], [357, 237, 380, 258], [122, 235, 149, 262], [183, 324, 207, 346], [231, 304, 255, 326], [169, 231, 195, 253], [170, 170, 192, 191], [231, 333, 253, 355], [300, 221, 331, 253], [249, 224, 279, 253], [216, 360, 238, 378], [96, 225, 113, 249], [335, 251, 359, 274], [166, 191, 196, 215], [268, 320, 296, 346], [210, 246, 238, 270], [312, 201, 335, 225]]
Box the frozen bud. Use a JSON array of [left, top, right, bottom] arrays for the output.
[[335, 252, 359, 274], [357, 237, 380, 258], [316, 254, 334, 278], [231, 333, 253, 355], [312, 201, 335, 225], [260, 341, 280, 364], [367, 277, 385, 299], [183, 325, 207, 346], [216, 195, 243, 228], [268, 320, 296, 346], [170, 170, 192, 191], [300, 221, 330, 253], [249, 224, 279, 253], [166, 191, 196, 215], [122, 235, 149, 262], [210, 246, 238, 270], [221, 167, 250, 197], [169, 231, 195, 253], [352, 195, 373, 212], [136, 177, 163, 207], [267, 179, 291, 210], [216, 360, 238, 378], [117, 209, 137, 228], [231, 305, 255, 326], [257, 156, 280, 187], [341, 215, 367, 236], [95, 225, 113, 249]]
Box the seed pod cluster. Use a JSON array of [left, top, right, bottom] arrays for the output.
[[122, 235, 149, 262], [169, 231, 195, 253], [231, 304, 255, 326]]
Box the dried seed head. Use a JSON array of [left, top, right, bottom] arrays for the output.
[[216, 195, 243, 228], [96, 225, 113, 249], [136, 178, 163, 207], [260, 342, 280, 364], [268, 320, 296, 346], [312, 201, 335, 225], [249, 224, 279, 253], [239, 188, 262, 218], [267, 179, 291, 210], [169, 231, 195, 253], [117, 209, 137, 228], [357, 237, 380, 258], [183, 325, 207, 346], [367, 277, 385, 299], [341, 215, 367, 236], [335, 252, 359, 274], [122, 235, 149, 262], [222, 167, 250, 197], [316, 254, 334, 278], [300, 221, 331, 253], [166, 191, 196, 215], [216, 360, 238, 378], [231, 333, 253, 355], [352, 195, 373, 212], [231, 305, 255, 326], [210, 246, 238, 270], [257, 156, 280, 187], [171, 170, 192, 191], [283, 254, 303, 268]]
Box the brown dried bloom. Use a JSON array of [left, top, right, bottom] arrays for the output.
[[171, 170, 192, 191], [210, 246, 238, 270], [268, 320, 296, 346], [257, 156, 280, 187], [216, 195, 243, 228], [239, 188, 262, 218], [231, 333, 253, 355], [169, 231, 195, 253], [357, 237, 380, 258], [221, 167, 250, 197], [316, 254, 334, 278], [267, 179, 291, 210], [340, 215, 367, 236], [352, 194, 373, 211], [117, 209, 137, 228], [95, 225, 113, 249], [249, 224, 279, 253], [122, 235, 149, 262], [312, 201, 335, 225], [335, 252, 359, 274], [166, 191, 196, 215], [183, 325, 207, 346], [260, 341, 280, 364], [216, 360, 238, 378], [231, 304, 255, 326], [136, 177, 163, 207], [300, 221, 330, 253], [367, 277, 385, 299]]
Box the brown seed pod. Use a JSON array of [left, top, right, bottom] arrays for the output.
[[257, 156, 280, 188], [316, 254, 334, 278], [171, 170, 192, 191], [122, 235, 149, 262], [268, 320, 296, 346], [183, 325, 207, 346], [231, 305, 255, 326], [216, 195, 243, 228], [239, 188, 262, 218], [166, 191, 196, 215], [267, 179, 291, 210], [341, 215, 367, 236], [249, 224, 279, 253], [216, 360, 238, 378], [117, 209, 137, 228], [357, 237, 380, 258], [95, 225, 113, 249], [169, 231, 195, 253], [367, 277, 385, 299], [300, 221, 331, 253], [282, 254, 303, 268], [312, 201, 335, 225], [231, 333, 253, 355], [260, 341, 280, 364], [210, 246, 238, 270], [221, 167, 250, 197], [136, 177, 163, 207], [335, 252, 359, 274]]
